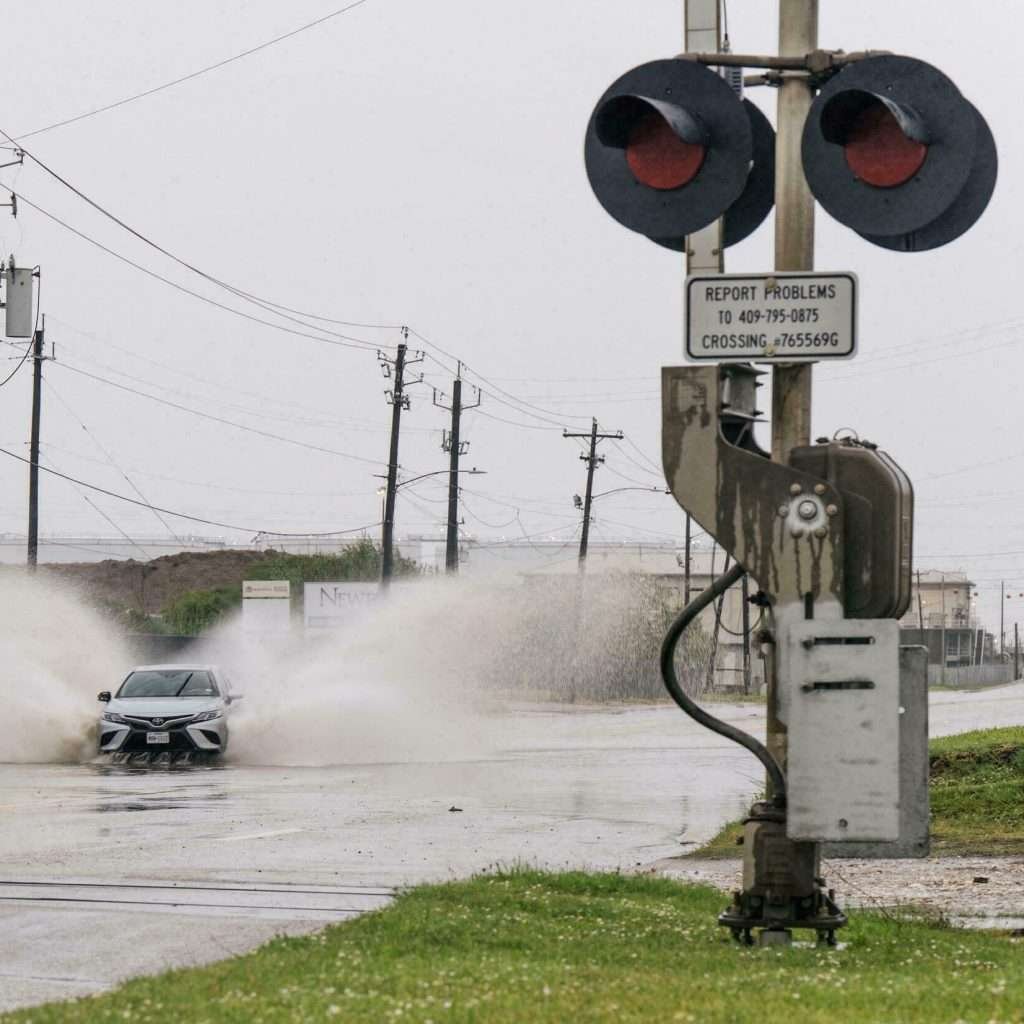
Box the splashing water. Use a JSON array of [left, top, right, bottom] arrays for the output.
[[0, 571, 132, 763], [0, 570, 700, 766], [222, 580, 504, 766]]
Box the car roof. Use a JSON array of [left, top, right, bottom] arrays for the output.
[[129, 664, 221, 673]]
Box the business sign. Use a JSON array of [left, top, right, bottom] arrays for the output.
[[243, 580, 291, 599], [242, 579, 291, 634], [303, 582, 380, 630], [685, 272, 857, 362]]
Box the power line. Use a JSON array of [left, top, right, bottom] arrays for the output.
[[821, 329, 1024, 384], [47, 318, 435, 434], [8, 191, 383, 354], [0, 338, 32, 388], [3, 172, 624, 435], [54, 360, 385, 466], [0, 535, 161, 560], [410, 331, 591, 425], [0, 444, 381, 538], [44, 377, 182, 542], [13, 0, 375, 142], [35, 440, 379, 500], [7, 189, 592, 438], [621, 436, 663, 475], [473, 407, 563, 432], [459, 496, 518, 530], [4, 143, 402, 344], [62, 347, 402, 435], [38, 450, 155, 561], [609, 440, 662, 479]]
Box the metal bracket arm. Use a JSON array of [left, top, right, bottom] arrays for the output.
[[661, 364, 844, 613]]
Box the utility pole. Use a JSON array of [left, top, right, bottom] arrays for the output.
[[26, 317, 46, 569], [683, 513, 693, 605], [940, 573, 947, 673], [433, 365, 480, 574], [378, 332, 423, 588], [916, 570, 924, 631], [1001, 579, 1006, 658], [741, 572, 751, 694], [1015, 622, 1020, 681], [564, 419, 623, 569]]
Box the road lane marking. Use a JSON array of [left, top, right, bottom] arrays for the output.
[[213, 828, 305, 842]]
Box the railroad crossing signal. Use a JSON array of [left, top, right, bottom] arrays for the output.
[[583, 59, 776, 250], [585, 53, 996, 254], [802, 55, 998, 252]]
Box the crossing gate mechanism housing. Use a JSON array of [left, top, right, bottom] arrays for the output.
[[662, 364, 923, 847]]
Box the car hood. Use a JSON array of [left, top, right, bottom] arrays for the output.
[[105, 697, 223, 718]]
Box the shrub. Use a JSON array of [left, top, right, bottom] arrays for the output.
[[161, 585, 241, 635]]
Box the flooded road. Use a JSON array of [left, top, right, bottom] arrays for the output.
[[1, 686, 1021, 1010]]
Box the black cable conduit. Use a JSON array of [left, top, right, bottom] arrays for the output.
[[659, 562, 787, 802]]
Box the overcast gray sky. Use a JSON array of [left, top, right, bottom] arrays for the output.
[[0, 1, 1019, 633]]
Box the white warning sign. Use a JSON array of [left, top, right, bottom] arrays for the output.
[[686, 272, 857, 362]]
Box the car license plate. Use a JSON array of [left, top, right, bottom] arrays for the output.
[[146, 732, 170, 745]]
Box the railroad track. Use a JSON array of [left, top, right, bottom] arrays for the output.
[[0, 878, 395, 922]]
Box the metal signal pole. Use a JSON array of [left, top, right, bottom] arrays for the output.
[[433, 366, 481, 573], [564, 419, 623, 569], [741, 572, 752, 693], [379, 334, 423, 588], [26, 318, 46, 569], [767, 0, 819, 782]]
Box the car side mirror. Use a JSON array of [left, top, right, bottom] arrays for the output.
[[98, 691, 111, 703], [231, 694, 244, 702]]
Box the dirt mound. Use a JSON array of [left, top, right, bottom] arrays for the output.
[[39, 549, 279, 613]]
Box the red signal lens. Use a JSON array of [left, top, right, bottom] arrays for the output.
[[626, 110, 705, 190], [843, 102, 928, 188]]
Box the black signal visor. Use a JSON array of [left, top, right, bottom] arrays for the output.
[[802, 55, 976, 237], [584, 58, 751, 240]]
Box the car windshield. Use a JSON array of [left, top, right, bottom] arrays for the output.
[[117, 670, 219, 698]]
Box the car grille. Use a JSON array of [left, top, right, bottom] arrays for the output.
[[123, 715, 193, 729]]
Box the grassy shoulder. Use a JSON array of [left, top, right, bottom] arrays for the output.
[[930, 726, 1024, 855], [693, 726, 1024, 859], [5, 871, 1023, 1024]]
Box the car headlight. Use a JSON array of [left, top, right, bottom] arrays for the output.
[[102, 712, 128, 724], [192, 710, 223, 723]]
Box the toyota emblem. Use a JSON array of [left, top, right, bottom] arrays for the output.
[[152, 718, 164, 726]]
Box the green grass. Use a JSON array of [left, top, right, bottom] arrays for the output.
[[5, 871, 1023, 1024], [930, 726, 1024, 855], [695, 726, 1024, 859]]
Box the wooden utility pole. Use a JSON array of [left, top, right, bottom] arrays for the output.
[[1015, 622, 1020, 681], [1001, 580, 1006, 657], [563, 419, 623, 570], [379, 334, 423, 588], [26, 319, 45, 568], [433, 367, 480, 573]]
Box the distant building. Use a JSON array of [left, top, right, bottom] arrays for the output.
[[899, 570, 993, 667]]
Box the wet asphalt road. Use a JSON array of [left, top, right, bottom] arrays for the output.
[[2, 686, 1022, 1011]]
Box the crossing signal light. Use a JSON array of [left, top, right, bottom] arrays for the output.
[[584, 59, 776, 250], [801, 55, 997, 252]]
